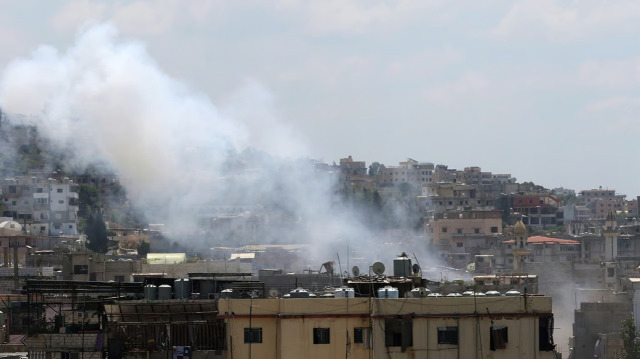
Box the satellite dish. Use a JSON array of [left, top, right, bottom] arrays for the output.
[[269, 289, 280, 298], [372, 262, 385, 276], [352, 266, 360, 277], [412, 264, 420, 275]]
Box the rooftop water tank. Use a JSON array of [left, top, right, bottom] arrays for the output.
[[220, 289, 239, 299], [174, 278, 192, 299], [144, 284, 157, 300], [393, 253, 412, 277], [334, 287, 355, 298], [505, 290, 521, 296], [409, 287, 430, 298], [158, 285, 172, 300], [378, 286, 399, 299], [289, 287, 310, 298], [446, 293, 462, 297], [427, 293, 442, 297], [485, 290, 501, 297]]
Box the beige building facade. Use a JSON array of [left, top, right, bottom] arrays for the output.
[[219, 296, 556, 359]]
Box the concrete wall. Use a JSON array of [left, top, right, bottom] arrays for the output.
[[220, 296, 556, 359]]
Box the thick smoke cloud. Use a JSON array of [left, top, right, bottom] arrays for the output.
[[0, 23, 427, 269]]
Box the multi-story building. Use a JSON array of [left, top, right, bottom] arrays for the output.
[[511, 192, 562, 228], [426, 210, 502, 258], [418, 182, 495, 215], [457, 167, 514, 186], [1, 177, 79, 236], [219, 295, 557, 359], [578, 188, 617, 203], [377, 159, 434, 187], [339, 156, 367, 177]]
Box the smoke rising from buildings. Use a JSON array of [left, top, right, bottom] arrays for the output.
[[0, 23, 429, 268]]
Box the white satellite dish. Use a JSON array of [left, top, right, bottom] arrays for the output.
[[352, 266, 360, 277], [372, 262, 385, 276]]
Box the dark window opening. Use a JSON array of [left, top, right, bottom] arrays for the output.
[[354, 327, 371, 348], [490, 326, 508, 350], [385, 319, 413, 351], [491, 226, 499, 233], [539, 317, 554, 351], [438, 327, 458, 345], [244, 328, 262, 343], [313, 328, 330, 344]]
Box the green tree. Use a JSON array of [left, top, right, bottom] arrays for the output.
[[621, 317, 640, 359], [85, 212, 108, 253], [78, 185, 102, 218], [137, 241, 150, 258], [368, 162, 382, 176]]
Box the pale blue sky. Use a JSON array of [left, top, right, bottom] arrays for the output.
[[1, 0, 639, 196]]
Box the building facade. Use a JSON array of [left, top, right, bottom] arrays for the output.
[[219, 296, 556, 359]]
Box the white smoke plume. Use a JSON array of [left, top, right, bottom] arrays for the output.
[[0, 23, 430, 269]]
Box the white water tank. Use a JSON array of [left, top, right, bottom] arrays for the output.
[[378, 286, 399, 298], [334, 287, 355, 298]]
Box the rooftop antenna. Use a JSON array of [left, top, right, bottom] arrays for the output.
[[336, 252, 343, 279]]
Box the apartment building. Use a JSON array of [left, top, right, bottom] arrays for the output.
[[1, 177, 79, 236], [511, 193, 562, 228], [219, 296, 556, 359], [457, 167, 514, 186], [377, 159, 434, 187], [426, 210, 502, 257]]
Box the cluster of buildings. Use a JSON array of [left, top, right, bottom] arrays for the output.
[[3, 152, 640, 358]]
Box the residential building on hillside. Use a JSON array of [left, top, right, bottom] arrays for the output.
[[1, 177, 79, 236], [426, 210, 502, 259], [511, 192, 562, 228]]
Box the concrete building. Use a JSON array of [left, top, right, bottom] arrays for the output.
[[511, 192, 562, 228], [426, 210, 502, 261], [219, 295, 557, 359], [378, 159, 434, 187], [1, 176, 79, 236], [570, 301, 631, 359]]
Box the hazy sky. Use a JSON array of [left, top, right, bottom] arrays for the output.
[[0, 1, 639, 196]]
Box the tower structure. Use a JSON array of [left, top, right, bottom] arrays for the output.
[[512, 219, 530, 272], [602, 211, 618, 261]]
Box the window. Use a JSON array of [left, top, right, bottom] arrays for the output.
[[114, 275, 125, 282], [354, 327, 371, 348], [57, 188, 63, 193], [539, 317, 554, 351], [313, 328, 330, 344], [607, 268, 615, 277], [244, 328, 262, 343], [474, 228, 480, 234], [491, 227, 499, 233], [58, 200, 64, 204], [385, 319, 412, 350], [456, 228, 462, 234], [74, 265, 88, 274], [456, 242, 463, 248], [437, 327, 458, 345], [442, 227, 447, 233], [61, 353, 79, 359], [490, 326, 508, 350]]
